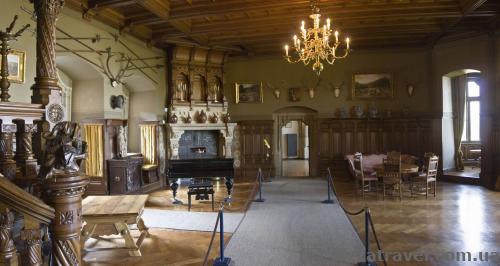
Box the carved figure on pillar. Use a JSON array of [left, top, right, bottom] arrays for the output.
[[0, 124, 17, 180], [0, 208, 17, 265], [41, 122, 89, 266]]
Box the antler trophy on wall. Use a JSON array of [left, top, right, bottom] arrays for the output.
[[0, 15, 30, 101], [102, 47, 133, 87]]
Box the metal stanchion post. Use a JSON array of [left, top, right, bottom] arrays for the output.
[[214, 209, 231, 266], [358, 208, 377, 266], [254, 169, 265, 202], [322, 173, 334, 204]]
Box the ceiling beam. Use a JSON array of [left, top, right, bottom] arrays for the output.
[[429, 0, 488, 45], [88, 0, 136, 9], [168, 1, 466, 21], [130, 0, 208, 45], [460, 0, 488, 15]]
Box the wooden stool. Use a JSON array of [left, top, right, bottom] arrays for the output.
[[187, 181, 214, 211]]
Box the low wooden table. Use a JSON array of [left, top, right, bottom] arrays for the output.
[[81, 195, 149, 256]]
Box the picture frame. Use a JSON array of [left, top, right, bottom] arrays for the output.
[[1, 50, 26, 84], [288, 88, 301, 102], [235, 82, 263, 103], [352, 73, 393, 99]]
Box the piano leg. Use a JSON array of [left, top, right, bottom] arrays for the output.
[[224, 176, 233, 202], [170, 179, 183, 204]]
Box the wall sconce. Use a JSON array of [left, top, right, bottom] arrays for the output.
[[407, 83, 415, 97]]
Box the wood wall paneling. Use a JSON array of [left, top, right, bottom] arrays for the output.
[[238, 120, 274, 178], [317, 118, 439, 177]]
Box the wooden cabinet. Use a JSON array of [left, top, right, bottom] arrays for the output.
[[108, 156, 144, 195]]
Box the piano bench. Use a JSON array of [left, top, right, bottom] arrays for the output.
[[187, 182, 215, 211]]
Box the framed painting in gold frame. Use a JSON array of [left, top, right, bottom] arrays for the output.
[[235, 82, 263, 103], [1, 50, 26, 83], [352, 73, 393, 99]]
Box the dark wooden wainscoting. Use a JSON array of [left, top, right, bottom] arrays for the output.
[[237, 120, 275, 178], [491, 116, 500, 190], [317, 117, 441, 177]]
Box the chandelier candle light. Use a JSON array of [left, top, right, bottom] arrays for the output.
[[284, 1, 351, 75]]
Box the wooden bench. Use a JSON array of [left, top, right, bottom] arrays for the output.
[[187, 181, 214, 211], [81, 195, 149, 256]]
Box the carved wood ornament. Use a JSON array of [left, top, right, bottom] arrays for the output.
[[41, 122, 89, 265], [31, 0, 65, 106]]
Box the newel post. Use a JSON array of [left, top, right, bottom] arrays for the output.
[[41, 122, 89, 265]]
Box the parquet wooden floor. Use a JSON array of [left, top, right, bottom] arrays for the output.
[[83, 175, 500, 266], [332, 176, 500, 266], [82, 177, 257, 266]]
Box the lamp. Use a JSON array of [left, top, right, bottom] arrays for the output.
[[283, 0, 351, 76]]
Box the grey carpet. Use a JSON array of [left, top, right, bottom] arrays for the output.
[[141, 209, 244, 233], [224, 178, 365, 266]]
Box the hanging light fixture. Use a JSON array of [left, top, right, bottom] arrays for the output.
[[284, 0, 351, 75]]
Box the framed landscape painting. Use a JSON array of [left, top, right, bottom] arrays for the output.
[[235, 82, 263, 103], [1, 50, 26, 83], [352, 73, 393, 99]]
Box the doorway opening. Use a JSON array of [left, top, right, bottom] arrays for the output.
[[441, 69, 481, 183], [281, 120, 310, 177]]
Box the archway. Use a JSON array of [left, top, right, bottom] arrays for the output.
[[441, 69, 482, 183], [273, 106, 318, 177]]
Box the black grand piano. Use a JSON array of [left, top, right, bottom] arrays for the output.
[[166, 158, 234, 202]]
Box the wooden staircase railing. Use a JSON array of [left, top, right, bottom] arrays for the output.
[[0, 175, 55, 265]]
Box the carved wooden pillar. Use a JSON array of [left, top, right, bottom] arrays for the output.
[[14, 121, 38, 178], [20, 229, 42, 266], [43, 172, 88, 266], [31, 0, 65, 166], [0, 124, 17, 180], [0, 208, 18, 265], [31, 0, 64, 107]]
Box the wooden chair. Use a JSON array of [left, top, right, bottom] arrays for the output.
[[381, 158, 402, 200], [411, 155, 438, 199], [353, 153, 378, 200], [387, 151, 402, 161]]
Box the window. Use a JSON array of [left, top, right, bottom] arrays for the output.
[[462, 76, 480, 142]]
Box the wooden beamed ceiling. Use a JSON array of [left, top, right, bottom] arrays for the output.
[[65, 0, 500, 55]]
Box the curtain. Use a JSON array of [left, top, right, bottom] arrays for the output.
[[140, 124, 157, 165], [451, 75, 466, 171], [84, 124, 104, 177]]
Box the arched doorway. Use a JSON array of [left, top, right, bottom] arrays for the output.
[[273, 106, 318, 177], [441, 69, 482, 183]]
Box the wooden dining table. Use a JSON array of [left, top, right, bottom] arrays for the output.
[[373, 163, 420, 174]]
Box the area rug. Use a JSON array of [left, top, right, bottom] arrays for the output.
[[140, 208, 245, 233], [224, 178, 365, 266]]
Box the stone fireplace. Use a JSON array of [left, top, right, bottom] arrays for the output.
[[168, 123, 237, 160]]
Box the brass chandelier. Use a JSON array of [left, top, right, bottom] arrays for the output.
[[284, 0, 351, 75]]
